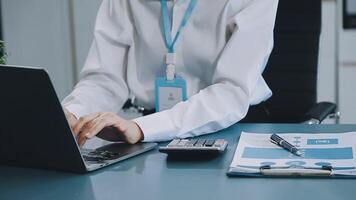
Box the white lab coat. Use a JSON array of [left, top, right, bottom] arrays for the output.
[[63, 0, 279, 142]]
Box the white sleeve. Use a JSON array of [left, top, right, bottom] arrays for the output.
[[62, 0, 132, 118], [134, 0, 279, 142]]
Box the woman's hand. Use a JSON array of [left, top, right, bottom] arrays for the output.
[[64, 108, 78, 131], [72, 112, 144, 147]]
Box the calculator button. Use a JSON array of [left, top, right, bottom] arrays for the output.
[[168, 139, 181, 147], [213, 139, 225, 147], [194, 139, 206, 147], [186, 139, 198, 147], [204, 139, 215, 147], [177, 139, 189, 147]]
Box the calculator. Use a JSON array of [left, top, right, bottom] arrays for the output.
[[159, 139, 228, 156]]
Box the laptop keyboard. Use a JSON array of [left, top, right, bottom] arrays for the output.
[[81, 149, 121, 162]]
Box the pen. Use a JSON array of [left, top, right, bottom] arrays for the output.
[[270, 134, 302, 156]]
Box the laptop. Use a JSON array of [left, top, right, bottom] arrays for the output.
[[0, 65, 157, 173]]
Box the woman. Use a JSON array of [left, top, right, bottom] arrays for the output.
[[63, 0, 279, 147]]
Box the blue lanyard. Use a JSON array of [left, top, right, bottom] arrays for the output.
[[161, 0, 197, 53]]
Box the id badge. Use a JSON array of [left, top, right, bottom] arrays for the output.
[[155, 76, 187, 112]]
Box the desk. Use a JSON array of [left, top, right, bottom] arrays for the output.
[[1, 124, 356, 200]]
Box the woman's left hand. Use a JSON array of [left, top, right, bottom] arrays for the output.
[[72, 112, 144, 147]]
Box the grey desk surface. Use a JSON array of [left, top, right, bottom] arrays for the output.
[[1, 123, 356, 200]]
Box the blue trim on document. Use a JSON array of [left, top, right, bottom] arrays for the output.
[[242, 147, 353, 160]]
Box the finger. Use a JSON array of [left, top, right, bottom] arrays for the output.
[[112, 118, 128, 133], [101, 113, 124, 130], [76, 113, 114, 147], [86, 113, 122, 138], [76, 117, 105, 146], [77, 119, 104, 147], [68, 116, 78, 130], [78, 134, 87, 148], [73, 112, 102, 136], [78, 114, 107, 137], [79, 116, 104, 138], [85, 118, 110, 139], [77, 117, 111, 147], [77, 128, 89, 147], [89, 115, 124, 141], [63, 108, 71, 117], [63, 109, 77, 128]]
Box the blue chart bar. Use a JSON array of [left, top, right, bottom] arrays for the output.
[[242, 147, 353, 159], [307, 139, 338, 145]]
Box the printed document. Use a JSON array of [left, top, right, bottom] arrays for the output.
[[229, 132, 356, 176]]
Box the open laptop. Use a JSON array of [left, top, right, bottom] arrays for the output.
[[0, 65, 157, 173]]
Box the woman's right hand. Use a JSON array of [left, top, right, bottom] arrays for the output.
[[64, 108, 78, 131]]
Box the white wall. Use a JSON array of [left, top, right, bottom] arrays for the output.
[[1, 0, 74, 100]]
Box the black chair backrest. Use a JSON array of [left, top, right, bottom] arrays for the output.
[[261, 0, 322, 122]]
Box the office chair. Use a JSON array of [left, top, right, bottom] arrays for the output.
[[242, 0, 338, 124]]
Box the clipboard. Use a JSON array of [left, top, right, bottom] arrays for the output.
[[227, 132, 356, 178], [226, 165, 356, 178]]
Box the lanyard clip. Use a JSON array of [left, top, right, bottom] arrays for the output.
[[166, 64, 175, 81], [166, 53, 176, 65], [166, 53, 176, 80]]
